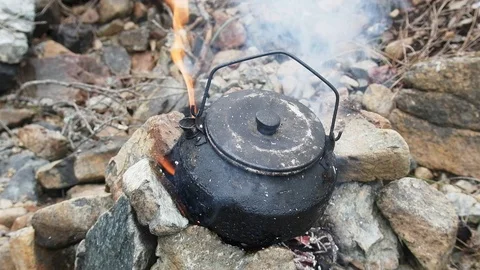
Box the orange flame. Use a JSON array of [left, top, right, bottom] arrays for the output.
[[164, 0, 196, 115], [157, 156, 176, 175]]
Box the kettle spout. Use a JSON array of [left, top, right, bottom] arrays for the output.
[[179, 117, 198, 139]]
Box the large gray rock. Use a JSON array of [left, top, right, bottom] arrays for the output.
[[75, 195, 156, 270], [122, 159, 188, 236], [153, 225, 245, 270], [106, 112, 183, 199], [390, 109, 480, 178], [32, 195, 113, 248], [403, 55, 480, 106], [377, 178, 458, 270], [395, 89, 479, 131], [0, 0, 35, 64], [335, 117, 410, 181], [321, 182, 400, 269]]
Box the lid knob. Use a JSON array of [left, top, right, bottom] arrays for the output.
[[256, 109, 281, 135]]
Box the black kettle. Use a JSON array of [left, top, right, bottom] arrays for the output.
[[170, 51, 341, 247]]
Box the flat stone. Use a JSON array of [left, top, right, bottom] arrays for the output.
[[153, 225, 245, 270], [52, 24, 95, 54], [36, 139, 124, 189], [118, 27, 149, 52], [335, 117, 410, 181], [0, 108, 34, 131], [102, 45, 131, 76], [32, 194, 113, 248], [0, 238, 14, 270], [75, 195, 156, 270], [96, 19, 124, 37], [32, 40, 74, 58], [106, 112, 183, 199], [20, 55, 110, 103], [403, 55, 480, 106], [362, 84, 395, 117], [390, 109, 480, 178], [17, 124, 69, 161], [1, 158, 48, 203], [377, 177, 458, 270], [133, 78, 188, 122], [0, 207, 27, 228], [122, 159, 188, 236], [395, 88, 479, 131], [97, 0, 132, 23], [243, 247, 295, 270], [66, 184, 108, 199], [321, 182, 400, 269]]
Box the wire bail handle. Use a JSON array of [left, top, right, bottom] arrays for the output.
[[196, 51, 341, 141]]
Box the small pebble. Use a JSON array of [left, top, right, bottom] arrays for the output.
[[414, 167, 434, 180]]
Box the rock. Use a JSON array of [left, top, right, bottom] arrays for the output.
[[0, 225, 9, 236], [9, 226, 77, 270], [454, 180, 477, 194], [403, 56, 480, 106], [0, 108, 34, 131], [102, 45, 131, 76], [414, 166, 434, 180], [75, 195, 156, 270], [153, 225, 245, 270], [97, 0, 132, 23], [79, 8, 100, 24], [385, 38, 413, 60], [439, 184, 462, 194], [122, 159, 188, 236], [34, 0, 62, 37], [390, 109, 480, 178], [66, 184, 108, 199], [36, 138, 124, 189], [212, 11, 247, 49], [395, 88, 479, 131], [0, 62, 18, 93], [0, 238, 14, 270], [243, 247, 295, 270], [106, 112, 183, 199], [52, 24, 95, 54], [33, 40, 74, 58], [131, 51, 155, 74], [32, 194, 113, 248], [335, 117, 410, 181], [0, 207, 27, 228], [96, 19, 125, 37], [86, 95, 122, 114], [133, 2, 148, 22], [20, 55, 110, 103], [9, 226, 36, 270], [339, 75, 359, 88], [118, 27, 149, 52], [321, 182, 400, 269], [362, 84, 395, 117], [377, 177, 458, 270], [211, 50, 245, 68], [359, 110, 392, 129], [1, 158, 48, 202], [0, 0, 35, 64], [444, 192, 480, 219], [133, 78, 188, 122], [17, 124, 69, 161], [11, 212, 34, 231]]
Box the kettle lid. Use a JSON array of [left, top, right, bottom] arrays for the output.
[[205, 89, 326, 175]]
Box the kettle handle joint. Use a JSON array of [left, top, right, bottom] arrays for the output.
[[196, 51, 342, 141]]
